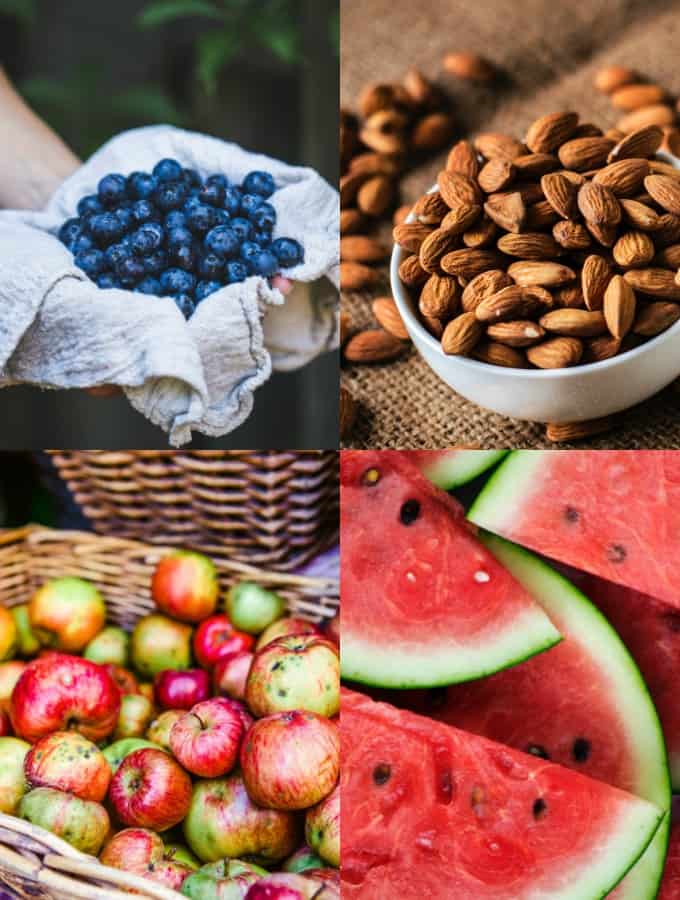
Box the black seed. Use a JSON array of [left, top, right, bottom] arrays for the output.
[[606, 544, 627, 563], [373, 763, 391, 785], [564, 506, 579, 523], [362, 468, 381, 486], [573, 738, 591, 762], [526, 744, 550, 760], [437, 769, 453, 805], [533, 798, 547, 819], [400, 499, 421, 526]]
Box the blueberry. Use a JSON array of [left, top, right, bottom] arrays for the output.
[[105, 242, 131, 269], [98, 173, 128, 207], [250, 250, 279, 277], [114, 206, 134, 233], [198, 252, 225, 280], [271, 237, 304, 267], [169, 243, 198, 271], [165, 210, 187, 230], [74, 248, 106, 279], [223, 186, 243, 216], [250, 202, 276, 232], [240, 241, 262, 263], [252, 230, 272, 247], [204, 225, 240, 258], [59, 218, 83, 246], [153, 158, 183, 183], [173, 294, 196, 319], [77, 195, 103, 219], [116, 256, 146, 286], [183, 195, 203, 215], [155, 180, 189, 212], [144, 250, 168, 276], [130, 223, 164, 256], [242, 171, 276, 198], [130, 199, 158, 226], [198, 182, 225, 207], [89, 212, 125, 247], [166, 226, 194, 250], [240, 194, 263, 218], [186, 204, 217, 235], [182, 168, 203, 189], [127, 171, 158, 200], [71, 233, 96, 253], [160, 268, 196, 295], [195, 280, 223, 302], [230, 217, 254, 242], [206, 174, 229, 191], [135, 277, 161, 296], [225, 260, 249, 284], [96, 271, 119, 289], [214, 208, 231, 226]]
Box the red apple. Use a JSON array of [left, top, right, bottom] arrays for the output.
[[25, 731, 111, 802], [255, 617, 321, 651], [183, 773, 299, 864], [28, 577, 105, 652], [131, 614, 193, 679], [103, 664, 139, 696], [103, 738, 162, 774], [146, 859, 193, 890], [181, 859, 266, 897], [10, 654, 120, 743], [0, 711, 11, 736], [0, 660, 26, 710], [245, 874, 320, 900], [0, 736, 30, 813], [0, 607, 17, 661], [19, 787, 110, 854], [100, 827, 193, 890], [114, 694, 155, 740], [169, 698, 244, 777], [241, 711, 339, 810], [109, 748, 192, 831], [325, 614, 339, 646], [154, 668, 210, 710], [246, 635, 339, 718], [305, 784, 339, 867], [146, 709, 184, 751], [215, 695, 254, 732], [214, 650, 253, 701], [193, 614, 254, 669], [152, 550, 218, 623]]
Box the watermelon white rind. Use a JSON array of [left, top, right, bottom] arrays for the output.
[[477, 534, 671, 900], [410, 450, 508, 489], [467, 449, 549, 536]]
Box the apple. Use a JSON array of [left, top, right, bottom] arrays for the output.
[[255, 617, 321, 651], [138, 682, 155, 703], [11, 605, 40, 657], [100, 827, 193, 890], [10, 654, 120, 743], [0, 660, 26, 710], [283, 846, 324, 874], [103, 738, 163, 774], [19, 787, 109, 854], [183, 773, 299, 864], [245, 635, 339, 718], [241, 711, 339, 810], [305, 785, 339, 867], [114, 693, 155, 740], [169, 698, 244, 777], [305, 869, 339, 887], [325, 614, 339, 647], [193, 615, 254, 669], [0, 710, 11, 736], [164, 842, 200, 869], [25, 731, 111, 802], [146, 709, 184, 751], [152, 550, 218, 623], [28, 577, 105, 652], [103, 664, 139, 696], [146, 859, 194, 890], [84, 625, 129, 666], [109, 747, 192, 831], [0, 607, 17, 661], [216, 696, 254, 733], [214, 651, 253, 701], [244, 874, 320, 900], [226, 582, 286, 634], [154, 668, 210, 710], [131, 614, 193, 678], [182, 858, 267, 899], [0, 736, 29, 813]]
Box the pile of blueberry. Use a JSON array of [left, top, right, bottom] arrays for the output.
[[57, 158, 304, 319]]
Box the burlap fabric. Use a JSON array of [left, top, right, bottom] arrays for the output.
[[341, 0, 680, 448]]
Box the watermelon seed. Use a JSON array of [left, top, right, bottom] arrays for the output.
[[572, 738, 591, 762], [373, 763, 391, 785], [606, 544, 627, 563], [474, 570, 490, 583], [437, 769, 454, 804], [362, 468, 381, 485], [399, 499, 421, 525], [526, 744, 550, 760], [533, 798, 548, 820], [564, 506, 579, 522]]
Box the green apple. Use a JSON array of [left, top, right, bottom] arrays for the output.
[[226, 582, 286, 634], [146, 709, 184, 752], [181, 859, 267, 900], [103, 738, 163, 774], [84, 626, 130, 666], [131, 614, 193, 678], [19, 787, 109, 854], [114, 694, 155, 740], [0, 736, 29, 813], [306, 785, 339, 867], [283, 845, 325, 873], [164, 842, 200, 870], [11, 605, 40, 657]]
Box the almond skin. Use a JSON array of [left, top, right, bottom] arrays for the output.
[[472, 341, 527, 368], [513, 153, 559, 178], [603, 275, 636, 338], [553, 220, 591, 250], [539, 308, 608, 337], [611, 83, 665, 111], [438, 170, 482, 209], [440, 248, 504, 279], [443, 51, 494, 82], [478, 158, 516, 193], [526, 336, 583, 368], [594, 66, 637, 94], [497, 232, 562, 260], [463, 217, 499, 248], [582, 334, 622, 363], [419, 228, 463, 273], [633, 301, 680, 336], [357, 175, 394, 217], [617, 105, 675, 134], [525, 112, 579, 154], [372, 297, 410, 340], [612, 231, 655, 268], [541, 172, 577, 219], [557, 137, 615, 172], [393, 223, 434, 253], [419, 274, 459, 319], [626, 268, 680, 300], [483, 192, 526, 233], [486, 319, 546, 347], [398, 255, 430, 288], [581, 254, 613, 311], [344, 329, 406, 363], [508, 261, 576, 287], [340, 236, 389, 263], [474, 132, 526, 161], [474, 285, 547, 322], [339, 386, 358, 440], [620, 199, 662, 231], [644, 174, 680, 216], [607, 125, 663, 162], [340, 262, 380, 291], [447, 140, 481, 178], [411, 192, 449, 226], [545, 417, 616, 441], [411, 113, 456, 152], [441, 312, 484, 355], [593, 159, 649, 197], [461, 270, 513, 312], [341, 209, 365, 235], [577, 181, 621, 227]]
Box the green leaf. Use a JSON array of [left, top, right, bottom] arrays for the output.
[[111, 87, 185, 126], [196, 30, 241, 94], [0, 0, 36, 25], [138, 0, 224, 27], [257, 22, 299, 64]]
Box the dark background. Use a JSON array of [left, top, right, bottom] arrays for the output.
[[0, 0, 338, 449]]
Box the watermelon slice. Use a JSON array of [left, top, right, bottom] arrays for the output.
[[469, 450, 680, 608], [341, 451, 560, 688], [341, 688, 663, 900], [405, 449, 507, 488], [395, 536, 670, 900], [660, 807, 680, 900]]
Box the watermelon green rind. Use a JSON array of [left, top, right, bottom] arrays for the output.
[[478, 533, 671, 900], [415, 449, 508, 489], [467, 449, 548, 536]]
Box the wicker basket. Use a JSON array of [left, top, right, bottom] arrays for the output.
[[45, 451, 339, 571], [0, 525, 339, 900]]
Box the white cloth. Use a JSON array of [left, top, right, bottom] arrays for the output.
[[0, 125, 339, 445]]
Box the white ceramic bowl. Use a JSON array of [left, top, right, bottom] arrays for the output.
[[390, 154, 680, 423]]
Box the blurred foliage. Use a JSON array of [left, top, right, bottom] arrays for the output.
[[0, 0, 35, 25]]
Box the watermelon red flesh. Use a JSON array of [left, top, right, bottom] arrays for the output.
[[659, 802, 680, 900], [470, 450, 680, 609], [340, 451, 560, 688], [341, 689, 662, 900], [405, 450, 507, 489]]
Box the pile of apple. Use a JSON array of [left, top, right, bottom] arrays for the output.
[[0, 550, 340, 900]]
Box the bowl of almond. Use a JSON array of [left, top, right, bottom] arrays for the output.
[[390, 112, 680, 423]]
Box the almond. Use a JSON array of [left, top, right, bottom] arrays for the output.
[[540, 172, 578, 218], [582, 334, 622, 363], [607, 125, 663, 162], [553, 220, 591, 250], [463, 217, 499, 248], [357, 82, 409, 118], [526, 336, 583, 368], [662, 127, 680, 156], [483, 192, 526, 233], [419, 228, 463, 273], [393, 205, 412, 227], [339, 386, 358, 440], [653, 243, 680, 268], [603, 275, 636, 338], [357, 175, 394, 217], [340, 262, 380, 291], [586, 221, 619, 248], [411, 113, 456, 151], [472, 341, 527, 367], [446, 140, 481, 178], [617, 105, 675, 134], [525, 112, 579, 154], [340, 170, 371, 207], [526, 200, 560, 229], [478, 158, 516, 193], [486, 319, 546, 347], [497, 232, 562, 259], [340, 311, 352, 345], [344, 329, 406, 363], [443, 51, 494, 82], [620, 199, 662, 231], [625, 268, 680, 299], [441, 311, 484, 355], [612, 231, 655, 268], [633, 301, 680, 335], [577, 181, 621, 226], [438, 170, 482, 209], [545, 417, 617, 442], [403, 67, 436, 106], [421, 315, 445, 338], [539, 308, 607, 337], [440, 202, 482, 233], [594, 65, 637, 94], [475, 285, 547, 322], [393, 223, 434, 253], [611, 83, 665, 111], [557, 137, 615, 171], [399, 254, 430, 288], [360, 124, 406, 156], [350, 152, 403, 177], [474, 132, 526, 161], [412, 192, 449, 226], [419, 274, 459, 319], [553, 285, 586, 308], [644, 174, 680, 215], [508, 260, 576, 287], [440, 248, 504, 279], [340, 209, 365, 235], [654, 214, 680, 247], [648, 160, 680, 178], [372, 297, 410, 340], [581, 255, 612, 311], [492, 181, 544, 205], [512, 153, 559, 178], [461, 269, 513, 312], [593, 159, 649, 197], [341, 235, 389, 263]]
